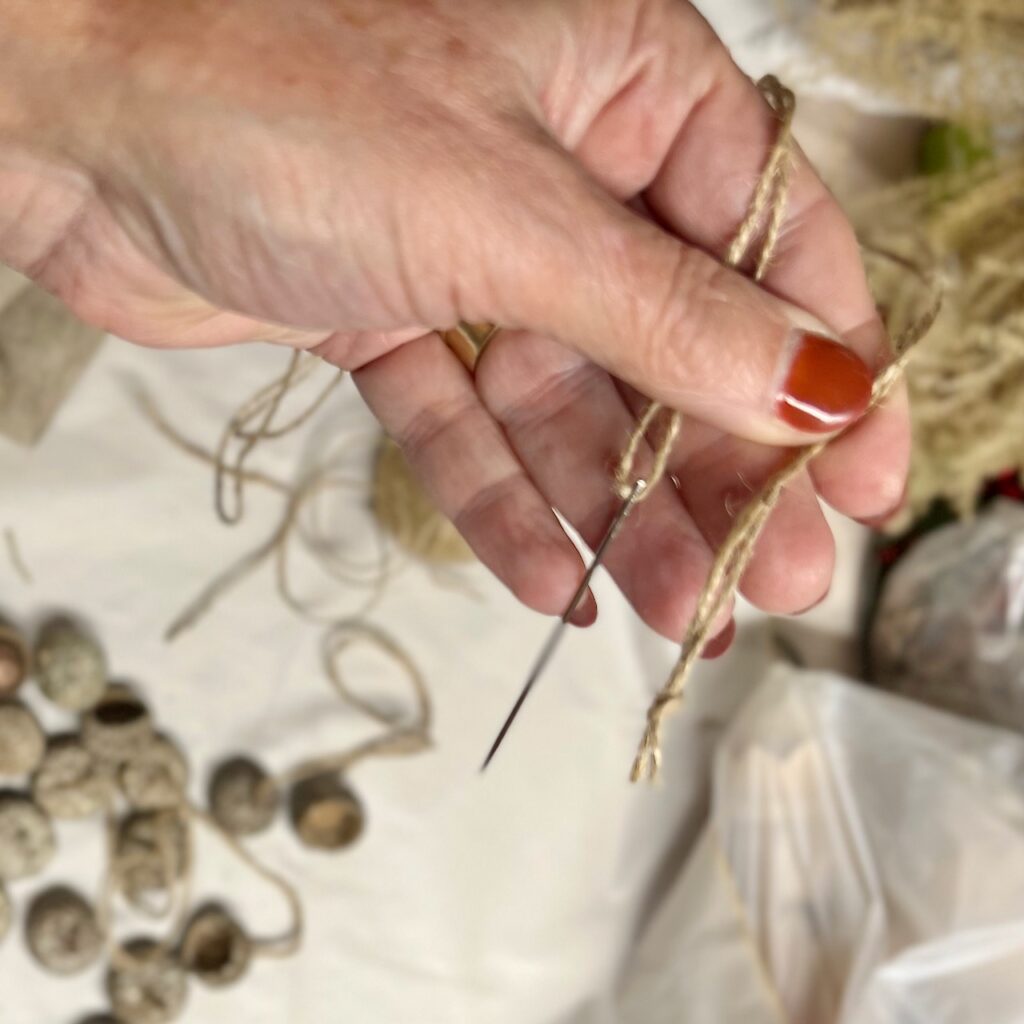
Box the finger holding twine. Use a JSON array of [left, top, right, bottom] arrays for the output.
[[620, 76, 943, 783]]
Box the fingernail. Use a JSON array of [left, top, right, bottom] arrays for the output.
[[775, 331, 873, 433], [568, 590, 597, 628], [702, 619, 736, 660], [858, 477, 909, 529]]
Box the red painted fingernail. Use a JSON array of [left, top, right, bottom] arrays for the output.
[[775, 332, 873, 433], [702, 619, 736, 660]]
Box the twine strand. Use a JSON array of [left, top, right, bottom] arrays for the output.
[[622, 78, 942, 782], [613, 76, 796, 509], [630, 270, 942, 782]]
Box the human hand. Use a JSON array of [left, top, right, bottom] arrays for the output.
[[0, 0, 907, 646]]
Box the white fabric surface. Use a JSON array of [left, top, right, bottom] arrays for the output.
[[0, 5, 899, 1018], [0, 337, 866, 1024]]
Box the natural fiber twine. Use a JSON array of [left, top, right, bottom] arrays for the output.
[[372, 437, 475, 565], [853, 154, 1024, 527], [797, 0, 1024, 124], [622, 77, 942, 782]]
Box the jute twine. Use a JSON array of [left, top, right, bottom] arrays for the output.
[[622, 77, 943, 782], [796, 0, 1024, 125], [372, 437, 475, 565], [853, 154, 1024, 526]]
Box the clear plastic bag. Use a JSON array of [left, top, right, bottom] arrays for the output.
[[871, 499, 1024, 732], [612, 667, 1024, 1024]]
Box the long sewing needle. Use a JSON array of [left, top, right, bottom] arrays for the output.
[[480, 477, 649, 772]]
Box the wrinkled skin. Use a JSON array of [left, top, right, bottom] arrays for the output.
[[0, 0, 908, 645]]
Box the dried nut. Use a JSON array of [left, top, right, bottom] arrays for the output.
[[0, 793, 55, 881], [0, 700, 46, 776], [0, 626, 29, 697], [34, 618, 107, 711], [107, 938, 188, 1024], [208, 757, 278, 837], [32, 734, 117, 819], [179, 904, 251, 987], [26, 885, 103, 975], [81, 685, 153, 764], [0, 883, 10, 943], [114, 810, 190, 914], [289, 774, 365, 851], [120, 736, 189, 811], [77, 1016, 124, 1024]]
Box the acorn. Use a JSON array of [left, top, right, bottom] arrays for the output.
[[0, 625, 28, 697], [119, 736, 189, 811], [0, 792, 55, 881], [32, 734, 117, 819], [25, 885, 103, 975], [34, 617, 107, 712], [114, 809, 190, 914], [0, 882, 10, 944], [179, 904, 251, 988], [0, 700, 45, 776], [289, 773, 365, 851], [107, 938, 188, 1024], [207, 756, 278, 837], [81, 684, 153, 764]]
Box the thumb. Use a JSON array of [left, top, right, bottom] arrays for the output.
[[476, 148, 873, 447]]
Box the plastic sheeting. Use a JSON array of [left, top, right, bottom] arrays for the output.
[[607, 667, 1024, 1024]]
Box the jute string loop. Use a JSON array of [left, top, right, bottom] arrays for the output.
[[622, 79, 942, 782], [213, 351, 343, 524]]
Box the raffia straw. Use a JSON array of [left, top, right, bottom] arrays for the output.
[[623, 78, 942, 782], [795, 0, 1024, 124], [853, 154, 1024, 525]]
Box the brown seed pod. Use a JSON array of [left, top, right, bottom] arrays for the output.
[[0, 792, 55, 880], [179, 904, 251, 988], [207, 756, 278, 837], [372, 437, 475, 564], [81, 684, 153, 765], [289, 773, 365, 851], [34, 618, 107, 712], [0, 625, 28, 697], [25, 885, 103, 975], [119, 736, 189, 811], [0, 883, 11, 944], [0, 700, 46, 776], [114, 809, 190, 915], [32, 734, 117, 819], [107, 938, 188, 1024]]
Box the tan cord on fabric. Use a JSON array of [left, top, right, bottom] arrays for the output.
[[213, 352, 344, 524], [278, 620, 433, 788], [623, 80, 943, 782], [3, 527, 32, 584]]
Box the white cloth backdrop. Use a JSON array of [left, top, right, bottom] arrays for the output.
[[0, 5, 886, 1019]]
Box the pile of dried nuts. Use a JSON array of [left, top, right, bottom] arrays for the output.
[[0, 615, 367, 1023]]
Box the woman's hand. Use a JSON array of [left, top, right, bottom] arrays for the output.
[[0, 0, 907, 644]]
